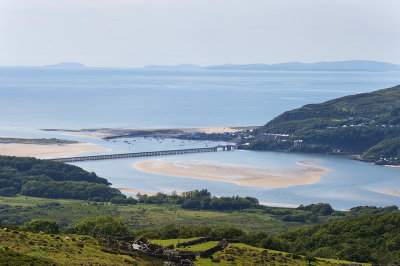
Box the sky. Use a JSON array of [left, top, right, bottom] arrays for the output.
[[1, 0, 400, 67]]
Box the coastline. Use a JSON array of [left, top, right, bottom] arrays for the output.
[[134, 159, 329, 189], [42, 126, 247, 140], [0, 142, 104, 159]]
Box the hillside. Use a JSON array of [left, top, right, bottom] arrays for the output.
[[0, 217, 370, 265], [271, 212, 400, 264], [245, 85, 400, 164]]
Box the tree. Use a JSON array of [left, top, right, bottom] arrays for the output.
[[305, 254, 316, 265]]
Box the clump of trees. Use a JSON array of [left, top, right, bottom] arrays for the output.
[[0, 156, 127, 202], [137, 189, 261, 212]]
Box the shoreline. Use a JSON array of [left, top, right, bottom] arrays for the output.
[[41, 126, 251, 140], [134, 159, 329, 189]]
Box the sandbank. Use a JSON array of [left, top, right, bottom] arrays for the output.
[[373, 189, 400, 197], [134, 159, 329, 189], [117, 187, 158, 196], [259, 202, 299, 208], [0, 143, 104, 159], [383, 165, 400, 168]]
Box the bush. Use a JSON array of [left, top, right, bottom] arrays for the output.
[[65, 216, 131, 237], [25, 219, 59, 234]]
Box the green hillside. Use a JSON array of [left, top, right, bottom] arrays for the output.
[[246, 85, 400, 164], [269, 212, 400, 264]]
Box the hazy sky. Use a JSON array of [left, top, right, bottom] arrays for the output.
[[1, 0, 399, 67]]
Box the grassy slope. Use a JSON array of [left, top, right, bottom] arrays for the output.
[[0, 196, 312, 233], [0, 229, 162, 265], [149, 239, 370, 266], [0, 230, 370, 266]]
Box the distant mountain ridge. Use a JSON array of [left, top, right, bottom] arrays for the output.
[[144, 60, 400, 72], [2, 60, 400, 72], [42, 62, 86, 69], [207, 60, 400, 72]]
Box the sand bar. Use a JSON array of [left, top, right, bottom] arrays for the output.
[[0, 143, 104, 159], [373, 189, 400, 197], [135, 159, 329, 189], [117, 187, 158, 196]]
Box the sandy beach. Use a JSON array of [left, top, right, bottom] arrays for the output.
[[0, 143, 104, 159], [135, 159, 329, 189]]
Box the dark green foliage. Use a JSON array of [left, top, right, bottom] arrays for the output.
[[362, 137, 400, 161], [65, 215, 131, 237], [25, 219, 59, 234], [275, 212, 400, 263], [110, 196, 137, 205], [137, 189, 261, 212], [21, 180, 121, 201], [135, 223, 246, 240], [346, 205, 398, 217], [305, 254, 317, 265], [250, 85, 400, 160], [0, 156, 124, 201], [297, 203, 333, 215]]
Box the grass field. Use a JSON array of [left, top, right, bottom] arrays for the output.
[[0, 228, 163, 265], [0, 196, 312, 232]]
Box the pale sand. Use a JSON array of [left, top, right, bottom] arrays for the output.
[[383, 165, 400, 168], [135, 160, 329, 189], [69, 132, 114, 139], [0, 143, 104, 159], [259, 201, 299, 208], [373, 189, 400, 197], [117, 187, 158, 196]]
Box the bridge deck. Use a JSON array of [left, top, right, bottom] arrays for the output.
[[51, 145, 236, 163]]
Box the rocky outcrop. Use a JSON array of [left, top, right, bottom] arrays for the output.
[[131, 237, 196, 264]]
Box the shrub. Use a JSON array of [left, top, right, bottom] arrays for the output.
[[65, 216, 131, 237], [25, 219, 59, 234]]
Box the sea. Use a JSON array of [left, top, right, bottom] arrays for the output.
[[1, 67, 400, 210]]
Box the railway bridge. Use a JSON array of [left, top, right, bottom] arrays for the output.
[[51, 145, 237, 163]]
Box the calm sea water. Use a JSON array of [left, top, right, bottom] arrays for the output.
[[1, 67, 400, 209]]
